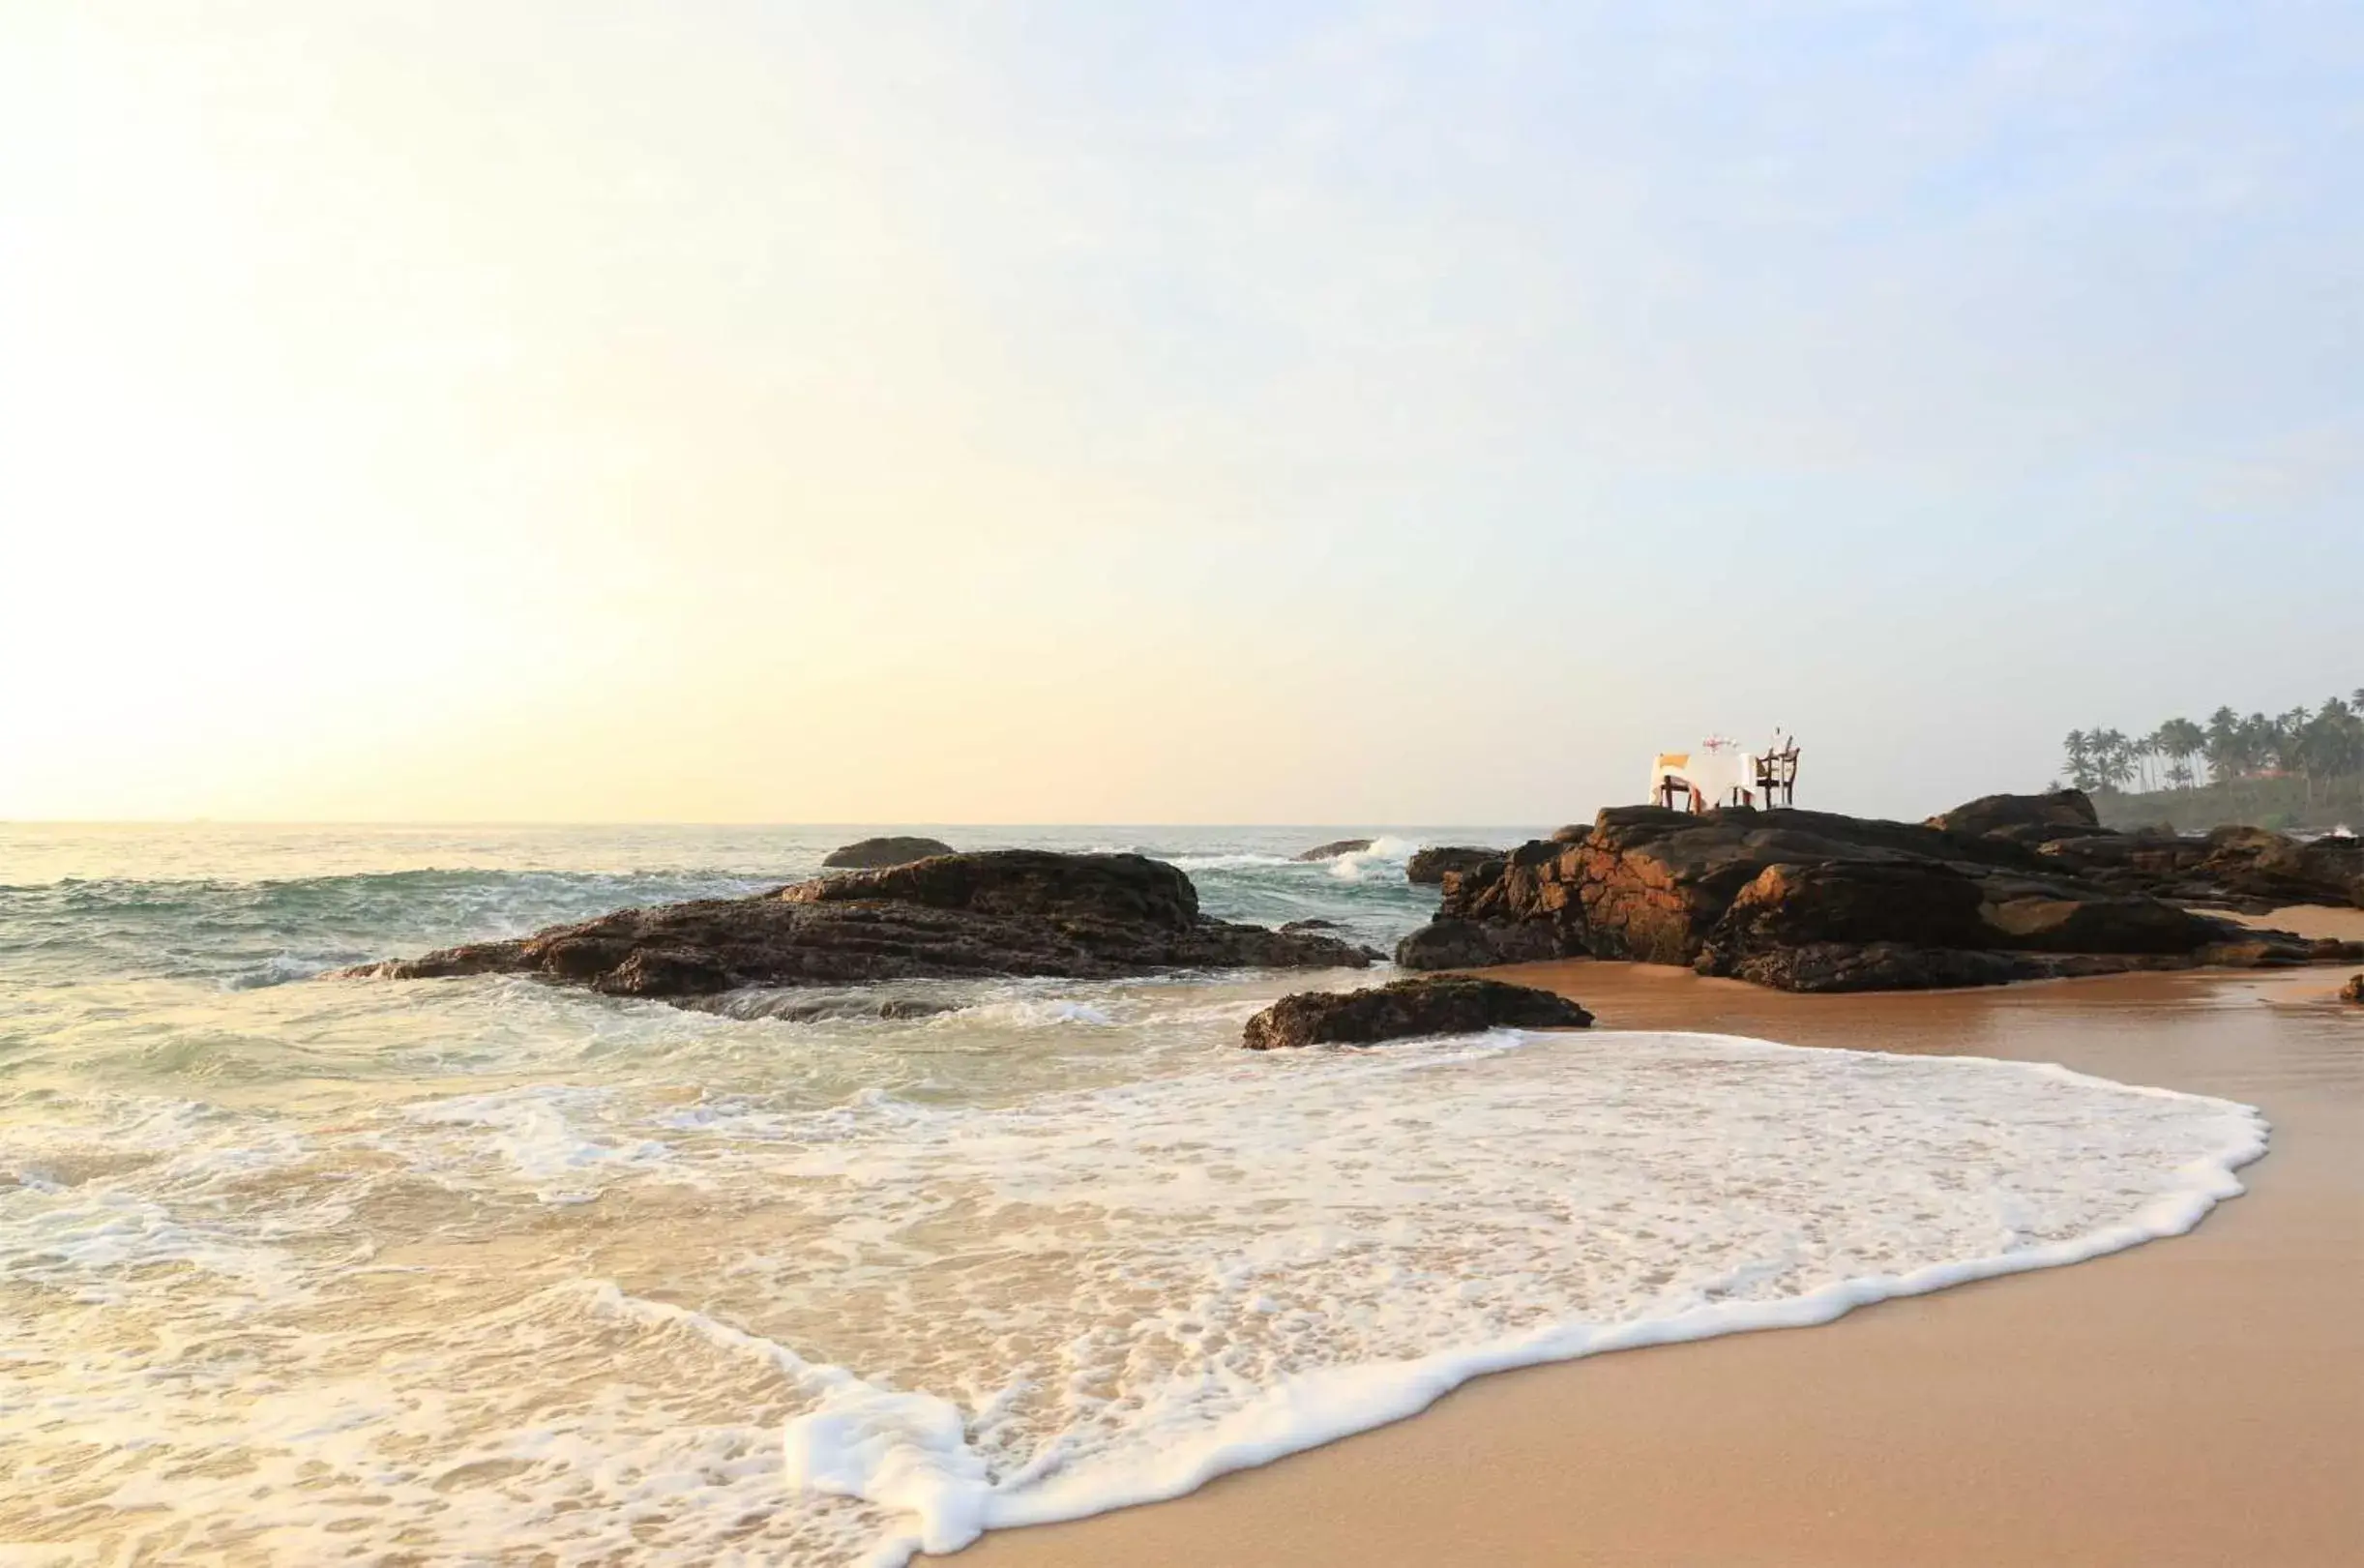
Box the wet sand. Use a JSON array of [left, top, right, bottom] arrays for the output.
[[945, 915, 2364, 1566]]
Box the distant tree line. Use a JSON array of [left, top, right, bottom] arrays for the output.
[[2062, 691, 2364, 810]]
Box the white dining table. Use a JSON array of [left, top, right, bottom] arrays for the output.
[[1649, 747, 1759, 809]]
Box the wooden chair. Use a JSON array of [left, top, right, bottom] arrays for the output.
[[1756, 746, 1800, 808], [1653, 753, 1695, 813]]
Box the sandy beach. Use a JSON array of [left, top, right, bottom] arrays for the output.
[[20, 5, 2363, 1558], [944, 912, 2364, 1567]]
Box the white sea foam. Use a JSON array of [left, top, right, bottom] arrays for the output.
[[1327, 834, 1414, 881], [761, 1031, 2264, 1560], [1162, 851, 1297, 872], [402, 1084, 675, 1201], [221, 951, 337, 991], [0, 1025, 2263, 1566], [934, 996, 1119, 1028]]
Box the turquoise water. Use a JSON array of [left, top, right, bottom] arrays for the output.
[[0, 822, 1468, 1141], [0, 823, 1463, 991]]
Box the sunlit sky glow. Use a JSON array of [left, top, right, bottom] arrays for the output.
[[4, 2, 2357, 822]]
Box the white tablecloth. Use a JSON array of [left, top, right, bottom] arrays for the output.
[[1647, 748, 1758, 808]]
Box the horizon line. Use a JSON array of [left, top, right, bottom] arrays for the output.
[[0, 818, 1571, 830]]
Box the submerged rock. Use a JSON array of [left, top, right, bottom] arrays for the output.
[[348, 850, 1374, 1002], [1405, 845, 1501, 885], [822, 836, 957, 869], [689, 990, 961, 1023], [1276, 917, 1386, 961], [1394, 794, 2364, 993], [1295, 839, 1374, 861], [1241, 975, 1593, 1050]]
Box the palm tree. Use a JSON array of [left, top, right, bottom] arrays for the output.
[[2293, 707, 2345, 806], [2156, 717, 2205, 787], [2322, 695, 2360, 753], [2204, 707, 2243, 784], [2092, 727, 2137, 793], [2242, 712, 2279, 775], [2060, 699, 2360, 818], [2278, 706, 2311, 770], [2062, 729, 2094, 791], [2304, 697, 2364, 801]]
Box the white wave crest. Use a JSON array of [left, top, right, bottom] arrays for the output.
[[1163, 852, 1297, 872], [1327, 835, 1413, 881], [933, 997, 1118, 1028]]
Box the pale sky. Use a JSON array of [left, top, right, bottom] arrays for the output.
[[3, 1, 2357, 823]]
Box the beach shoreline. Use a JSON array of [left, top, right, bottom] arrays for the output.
[[941, 912, 2364, 1567]]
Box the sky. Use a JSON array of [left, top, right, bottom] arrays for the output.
[[3, 1, 2358, 824]]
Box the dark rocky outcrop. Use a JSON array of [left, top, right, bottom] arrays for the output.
[[1926, 788, 2112, 846], [1406, 845, 1502, 885], [1920, 794, 2364, 911], [1276, 917, 1389, 962], [350, 850, 1373, 1002], [1295, 838, 1374, 861], [2028, 824, 2361, 913], [1394, 795, 2364, 994], [1393, 915, 1569, 969], [822, 836, 957, 869], [2343, 974, 2363, 1004], [1241, 975, 1593, 1050]]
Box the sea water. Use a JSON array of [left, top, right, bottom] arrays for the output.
[[0, 824, 2263, 1564]]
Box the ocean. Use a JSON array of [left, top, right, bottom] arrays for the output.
[[0, 823, 2263, 1564]]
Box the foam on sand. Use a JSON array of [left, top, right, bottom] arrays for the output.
[[0, 1028, 2264, 1566], [768, 1032, 2265, 1562]]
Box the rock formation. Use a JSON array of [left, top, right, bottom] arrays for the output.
[[1394, 915, 1566, 970], [1405, 845, 1502, 885], [1395, 794, 2363, 993], [1241, 975, 1593, 1050], [1929, 790, 2363, 910], [1295, 838, 1374, 861], [822, 836, 957, 869], [2041, 824, 2363, 912], [350, 850, 1374, 1001], [2342, 973, 2363, 1004], [1924, 788, 2114, 844]]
